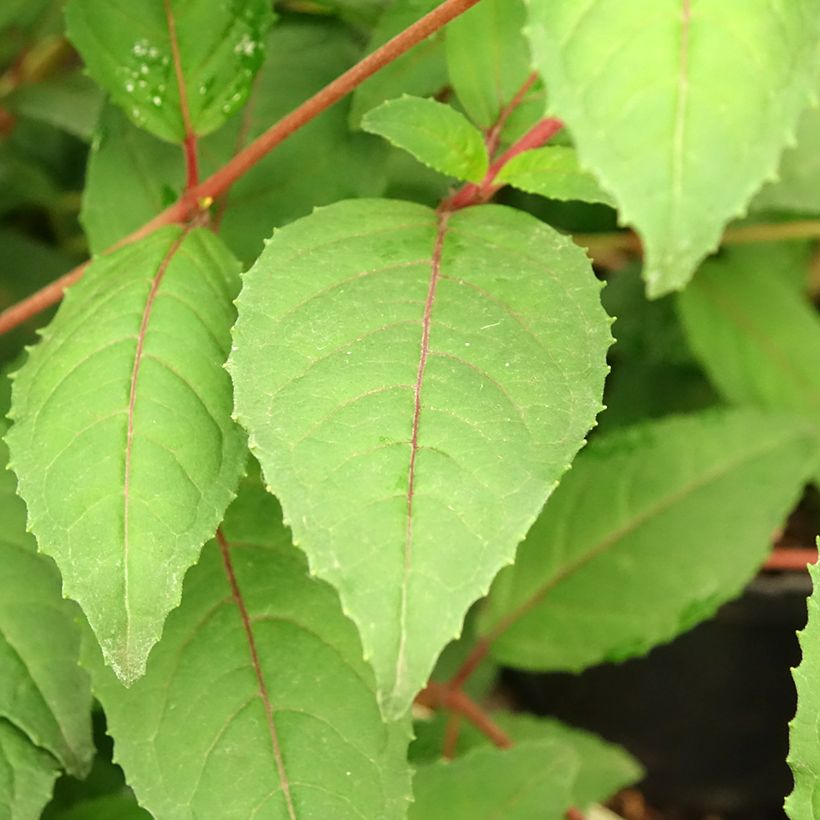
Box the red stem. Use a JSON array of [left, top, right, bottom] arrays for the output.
[[164, 0, 199, 189], [444, 117, 563, 211], [484, 71, 539, 158], [0, 0, 481, 336], [764, 546, 818, 571], [416, 682, 513, 749]]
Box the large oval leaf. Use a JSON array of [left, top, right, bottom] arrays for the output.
[[229, 198, 611, 717], [7, 227, 246, 685], [65, 0, 274, 142], [480, 409, 816, 670], [0, 419, 93, 818], [526, 0, 820, 296], [84, 476, 412, 820]]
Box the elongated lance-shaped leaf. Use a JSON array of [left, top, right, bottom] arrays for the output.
[[525, 0, 820, 297], [362, 95, 489, 182], [677, 250, 820, 479], [786, 546, 820, 820], [480, 409, 817, 671], [7, 227, 247, 685], [445, 0, 532, 129], [84, 474, 412, 820], [0, 418, 94, 818], [410, 740, 578, 819], [229, 199, 612, 718], [65, 0, 274, 142], [412, 711, 641, 810]]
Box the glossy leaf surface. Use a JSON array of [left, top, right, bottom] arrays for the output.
[[65, 0, 274, 142]]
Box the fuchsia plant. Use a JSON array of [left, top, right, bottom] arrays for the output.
[[3, 1, 820, 818]]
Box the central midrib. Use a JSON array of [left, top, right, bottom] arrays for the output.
[[122, 230, 187, 665], [392, 211, 451, 699]]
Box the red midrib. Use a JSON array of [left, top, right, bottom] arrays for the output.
[[122, 230, 187, 661], [217, 530, 297, 819], [394, 211, 451, 693]]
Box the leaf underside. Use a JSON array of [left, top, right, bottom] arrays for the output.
[[7, 227, 246, 686], [85, 477, 412, 820], [229, 198, 612, 718], [481, 409, 817, 671], [526, 0, 820, 296]]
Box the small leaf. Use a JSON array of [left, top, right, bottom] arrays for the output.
[[65, 0, 274, 142], [350, 0, 447, 126], [677, 248, 820, 479], [496, 146, 615, 206], [7, 227, 247, 685], [362, 95, 488, 182], [83, 476, 412, 820], [786, 546, 820, 820], [410, 740, 578, 819], [229, 198, 612, 718], [81, 19, 386, 265], [480, 409, 817, 671], [0, 415, 94, 817], [525, 0, 820, 296], [411, 712, 641, 810], [445, 0, 532, 128]]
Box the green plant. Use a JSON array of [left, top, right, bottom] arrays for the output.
[[2, 0, 820, 817]]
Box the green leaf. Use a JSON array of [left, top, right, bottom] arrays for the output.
[[229, 198, 612, 717], [83, 475, 412, 820], [786, 548, 820, 820], [480, 409, 817, 671], [349, 0, 447, 126], [81, 19, 386, 265], [7, 227, 246, 685], [525, 0, 820, 296], [47, 794, 150, 820], [496, 146, 615, 206], [677, 247, 820, 481], [756, 103, 820, 214], [7, 72, 104, 142], [410, 740, 578, 819], [65, 0, 274, 142], [0, 417, 94, 817], [362, 95, 488, 182], [411, 712, 641, 810], [445, 0, 531, 129]]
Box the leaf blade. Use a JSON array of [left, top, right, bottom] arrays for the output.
[[229, 198, 612, 717], [65, 0, 274, 142], [7, 227, 246, 684], [362, 95, 489, 182], [525, 0, 820, 295], [83, 477, 412, 820], [481, 409, 817, 671]]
